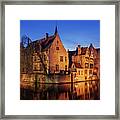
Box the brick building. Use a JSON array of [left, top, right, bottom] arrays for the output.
[[20, 26, 69, 76], [20, 26, 100, 84], [69, 44, 100, 81]]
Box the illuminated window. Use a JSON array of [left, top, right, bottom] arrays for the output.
[[60, 56, 63, 62], [56, 47, 59, 50], [85, 63, 89, 68]]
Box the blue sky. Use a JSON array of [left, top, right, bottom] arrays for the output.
[[20, 20, 100, 50]]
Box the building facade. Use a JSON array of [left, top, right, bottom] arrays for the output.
[[20, 26, 100, 85], [20, 26, 69, 77], [69, 44, 100, 81]]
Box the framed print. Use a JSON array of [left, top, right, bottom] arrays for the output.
[[0, 0, 119, 119]]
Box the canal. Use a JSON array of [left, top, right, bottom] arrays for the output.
[[20, 79, 100, 100]]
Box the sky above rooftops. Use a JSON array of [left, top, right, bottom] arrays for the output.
[[20, 20, 100, 51]]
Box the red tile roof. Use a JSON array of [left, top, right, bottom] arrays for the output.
[[39, 35, 55, 50]]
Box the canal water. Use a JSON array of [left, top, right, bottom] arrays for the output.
[[20, 80, 100, 100]]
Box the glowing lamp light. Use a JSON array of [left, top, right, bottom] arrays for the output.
[[93, 68, 98, 73]]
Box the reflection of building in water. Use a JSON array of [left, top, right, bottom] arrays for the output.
[[68, 44, 100, 81]]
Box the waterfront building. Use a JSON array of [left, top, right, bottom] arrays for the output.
[[20, 26, 100, 85], [20, 26, 69, 81], [69, 44, 100, 81]]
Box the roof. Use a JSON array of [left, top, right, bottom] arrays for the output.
[[24, 26, 59, 52], [39, 35, 55, 50], [28, 35, 56, 52]]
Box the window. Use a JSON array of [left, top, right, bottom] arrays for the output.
[[90, 58, 93, 60], [56, 64, 59, 71], [81, 70, 83, 75], [85, 70, 87, 74], [65, 57, 67, 62], [85, 63, 89, 68], [65, 65, 67, 71], [89, 70, 92, 75], [56, 47, 59, 50], [85, 57, 89, 62], [78, 70, 80, 75], [60, 56, 63, 62], [57, 40, 59, 44], [90, 64, 93, 68]]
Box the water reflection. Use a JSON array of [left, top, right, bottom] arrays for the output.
[[20, 80, 100, 100]]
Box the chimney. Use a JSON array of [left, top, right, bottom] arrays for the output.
[[78, 45, 80, 48], [77, 45, 81, 55], [46, 33, 48, 39]]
